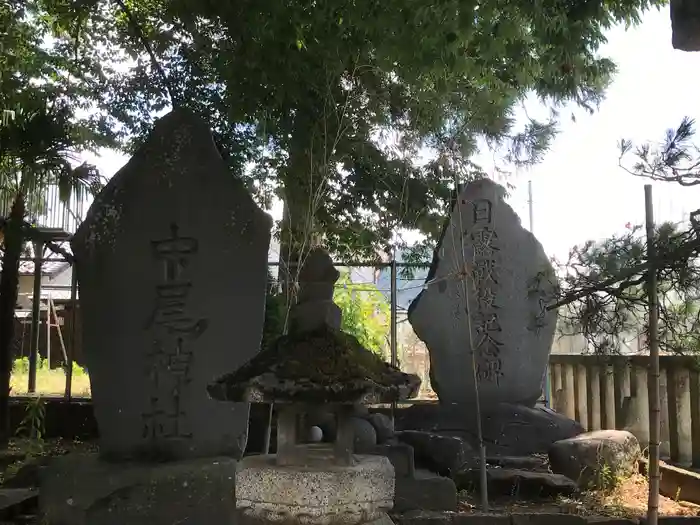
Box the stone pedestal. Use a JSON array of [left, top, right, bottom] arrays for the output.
[[236, 452, 394, 525], [39, 453, 236, 525]]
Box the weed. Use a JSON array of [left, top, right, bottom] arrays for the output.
[[15, 395, 46, 454]]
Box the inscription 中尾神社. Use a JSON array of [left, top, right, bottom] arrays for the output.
[[142, 223, 209, 443], [467, 198, 503, 384]]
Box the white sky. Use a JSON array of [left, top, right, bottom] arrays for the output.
[[82, 7, 700, 262], [502, 7, 700, 261]]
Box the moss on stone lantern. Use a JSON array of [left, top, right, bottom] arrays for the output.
[[208, 247, 420, 467]]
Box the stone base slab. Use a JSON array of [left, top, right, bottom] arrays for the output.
[[236, 453, 394, 525], [39, 452, 236, 525], [394, 470, 457, 513]]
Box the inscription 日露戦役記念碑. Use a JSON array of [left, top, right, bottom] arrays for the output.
[[142, 223, 209, 443], [469, 198, 503, 384]]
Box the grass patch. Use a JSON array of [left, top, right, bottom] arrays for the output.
[[10, 358, 91, 397], [576, 473, 700, 518], [0, 438, 98, 486]]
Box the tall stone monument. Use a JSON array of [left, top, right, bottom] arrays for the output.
[[72, 109, 271, 461], [39, 109, 272, 524], [408, 178, 558, 408]]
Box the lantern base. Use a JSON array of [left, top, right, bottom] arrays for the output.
[[236, 453, 394, 525]]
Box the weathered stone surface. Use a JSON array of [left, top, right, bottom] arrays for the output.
[[236, 454, 394, 525], [672, 0, 700, 51], [395, 403, 583, 457], [72, 109, 272, 461], [353, 404, 370, 418], [366, 513, 396, 525], [39, 453, 237, 525], [368, 413, 395, 444], [208, 247, 421, 405], [371, 443, 416, 478], [297, 249, 341, 304], [393, 470, 458, 513], [455, 467, 577, 499], [0, 488, 38, 516], [587, 516, 640, 525], [396, 430, 477, 477], [408, 178, 558, 407], [392, 510, 451, 525], [549, 430, 641, 489], [208, 325, 421, 405], [290, 300, 342, 333], [485, 455, 548, 471], [3, 455, 53, 488], [452, 515, 511, 525], [352, 416, 378, 453], [511, 514, 586, 525]]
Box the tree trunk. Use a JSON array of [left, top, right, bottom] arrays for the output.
[[0, 194, 25, 446], [277, 136, 323, 320]]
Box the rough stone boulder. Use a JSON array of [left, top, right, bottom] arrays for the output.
[[352, 416, 378, 453], [368, 413, 395, 444], [455, 467, 578, 499], [307, 409, 395, 449], [548, 430, 641, 490], [395, 403, 583, 457], [396, 430, 478, 477], [407, 178, 558, 408], [394, 470, 458, 513], [485, 455, 549, 471]]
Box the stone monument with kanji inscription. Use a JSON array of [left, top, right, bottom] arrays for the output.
[[40, 109, 272, 524], [71, 109, 272, 461], [408, 178, 558, 408]]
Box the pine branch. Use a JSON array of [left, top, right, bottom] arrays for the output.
[[549, 234, 700, 311]]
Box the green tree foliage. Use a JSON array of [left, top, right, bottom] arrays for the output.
[[333, 271, 390, 356], [263, 270, 390, 356], [555, 117, 700, 355], [0, 1, 114, 212], [14, 0, 664, 259], [0, 1, 114, 445]]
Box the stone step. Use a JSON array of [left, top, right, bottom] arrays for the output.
[[454, 467, 578, 499], [0, 489, 38, 520], [486, 456, 549, 471]]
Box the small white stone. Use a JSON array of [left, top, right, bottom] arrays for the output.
[[308, 426, 323, 443]]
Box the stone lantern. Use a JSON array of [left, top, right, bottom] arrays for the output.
[[208, 248, 420, 525]]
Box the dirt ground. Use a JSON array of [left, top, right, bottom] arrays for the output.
[[458, 474, 700, 519]]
